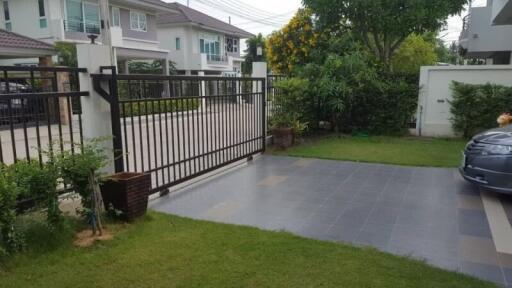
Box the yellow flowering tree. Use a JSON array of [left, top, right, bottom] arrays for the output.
[[267, 9, 319, 74]]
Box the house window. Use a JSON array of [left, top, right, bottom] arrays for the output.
[[3, 1, 11, 31], [111, 7, 120, 27], [65, 0, 100, 34], [175, 37, 181, 50], [130, 11, 146, 32], [38, 0, 47, 28], [200, 36, 220, 55], [225, 37, 239, 53]]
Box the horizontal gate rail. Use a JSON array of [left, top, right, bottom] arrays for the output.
[[93, 69, 266, 195], [0, 66, 89, 165]]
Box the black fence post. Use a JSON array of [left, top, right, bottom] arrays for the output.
[[107, 66, 124, 173], [261, 78, 266, 152]]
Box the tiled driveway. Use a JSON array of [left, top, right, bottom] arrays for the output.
[[151, 155, 512, 286]]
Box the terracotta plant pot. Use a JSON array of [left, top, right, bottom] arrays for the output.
[[272, 127, 294, 149], [100, 172, 151, 221]]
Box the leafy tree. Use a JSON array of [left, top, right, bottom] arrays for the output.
[[267, 9, 321, 74], [127, 60, 177, 75], [55, 42, 77, 67], [242, 33, 267, 75], [303, 0, 469, 67], [391, 34, 437, 74]]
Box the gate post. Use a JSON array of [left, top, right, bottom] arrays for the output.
[[77, 44, 116, 174], [252, 62, 268, 150]]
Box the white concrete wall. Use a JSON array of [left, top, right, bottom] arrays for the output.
[[462, 5, 512, 54], [0, 0, 52, 40], [416, 65, 512, 138]]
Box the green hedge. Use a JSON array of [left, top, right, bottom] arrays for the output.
[[450, 81, 512, 138], [120, 99, 200, 117]]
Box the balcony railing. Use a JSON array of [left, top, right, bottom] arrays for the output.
[[206, 54, 228, 64], [64, 19, 100, 35]]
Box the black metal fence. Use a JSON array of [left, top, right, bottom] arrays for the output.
[[93, 69, 266, 195], [266, 74, 287, 135], [0, 66, 88, 165]]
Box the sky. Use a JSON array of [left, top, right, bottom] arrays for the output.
[[166, 0, 486, 50]]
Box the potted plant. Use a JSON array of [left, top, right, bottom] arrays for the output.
[[270, 78, 309, 149], [100, 172, 151, 221]]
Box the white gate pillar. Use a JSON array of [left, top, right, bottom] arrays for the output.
[[252, 62, 267, 140], [77, 44, 116, 174]]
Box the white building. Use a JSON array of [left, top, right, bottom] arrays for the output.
[[157, 3, 254, 75], [0, 0, 179, 68], [459, 0, 512, 64]]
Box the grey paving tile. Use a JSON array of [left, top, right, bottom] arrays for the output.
[[355, 224, 394, 250], [503, 268, 512, 286], [365, 206, 400, 226], [459, 235, 499, 266], [461, 261, 505, 285], [458, 209, 493, 238]]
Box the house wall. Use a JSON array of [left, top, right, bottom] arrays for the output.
[[416, 66, 512, 137], [118, 7, 157, 41], [463, 5, 512, 54], [0, 0, 52, 39]]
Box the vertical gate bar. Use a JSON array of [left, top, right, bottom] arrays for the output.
[[214, 81, 219, 166], [222, 79, 227, 162], [145, 92, 151, 174], [66, 96, 75, 155], [21, 95, 30, 161], [185, 91, 192, 176], [175, 81, 182, 180], [109, 67, 125, 173], [29, 71, 43, 163], [158, 98, 164, 187], [179, 81, 186, 178], [121, 102, 130, 171], [262, 78, 266, 152], [163, 90, 171, 184], [170, 82, 177, 182], [207, 80, 213, 169], [200, 79, 206, 172], [4, 70, 17, 162], [151, 99, 159, 188], [191, 90, 197, 175], [75, 71, 84, 149], [52, 71, 64, 153], [138, 101, 145, 172], [128, 81, 138, 171]]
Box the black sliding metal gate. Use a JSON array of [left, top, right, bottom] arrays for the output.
[[93, 67, 266, 195], [0, 66, 88, 165]]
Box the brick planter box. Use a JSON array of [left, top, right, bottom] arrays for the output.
[[100, 172, 151, 221]]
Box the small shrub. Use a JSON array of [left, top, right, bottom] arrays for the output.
[[270, 78, 310, 134], [57, 140, 108, 217], [0, 165, 24, 254], [450, 81, 512, 138], [120, 99, 200, 117], [10, 160, 61, 229]]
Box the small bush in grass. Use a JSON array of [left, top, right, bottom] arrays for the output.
[[120, 98, 200, 117], [10, 159, 61, 229], [0, 165, 24, 255], [57, 140, 108, 218], [450, 81, 512, 138]]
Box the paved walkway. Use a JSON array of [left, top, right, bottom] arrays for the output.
[[151, 155, 512, 286]]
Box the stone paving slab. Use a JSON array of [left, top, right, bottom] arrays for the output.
[[150, 155, 512, 286]]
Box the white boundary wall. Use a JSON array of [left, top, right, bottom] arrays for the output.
[[416, 65, 512, 138]]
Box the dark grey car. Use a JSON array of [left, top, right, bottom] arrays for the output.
[[460, 125, 512, 194]]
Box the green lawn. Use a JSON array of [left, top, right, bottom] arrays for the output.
[[0, 212, 494, 288], [274, 135, 467, 167]]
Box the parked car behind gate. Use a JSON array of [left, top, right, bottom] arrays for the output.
[[460, 125, 512, 194]]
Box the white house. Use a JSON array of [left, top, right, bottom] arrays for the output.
[[459, 0, 512, 64], [0, 0, 180, 69], [157, 3, 254, 75], [417, 0, 512, 138]]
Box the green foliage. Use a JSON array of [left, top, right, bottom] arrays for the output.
[[391, 34, 437, 74], [297, 45, 419, 135], [242, 33, 267, 75], [120, 99, 200, 117], [55, 42, 77, 67], [0, 165, 24, 255], [10, 159, 61, 229], [303, 0, 469, 67], [270, 78, 310, 135], [450, 81, 512, 138], [57, 140, 108, 215], [267, 9, 321, 74], [127, 61, 177, 75]]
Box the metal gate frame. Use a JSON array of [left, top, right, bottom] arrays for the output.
[[92, 66, 266, 194]]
